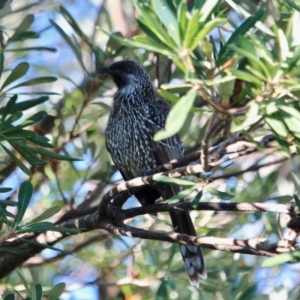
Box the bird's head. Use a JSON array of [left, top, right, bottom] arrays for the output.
[[97, 60, 153, 90]]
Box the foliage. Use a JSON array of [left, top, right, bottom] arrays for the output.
[[0, 0, 300, 299]]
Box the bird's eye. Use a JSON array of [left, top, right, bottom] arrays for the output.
[[125, 68, 130, 73]]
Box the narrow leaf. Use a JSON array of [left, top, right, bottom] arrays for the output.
[[47, 283, 66, 300], [232, 101, 259, 132], [1, 144, 31, 175], [14, 181, 33, 226], [0, 48, 3, 81], [6, 46, 57, 52], [183, 10, 201, 48], [206, 187, 234, 200], [154, 175, 196, 186], [190, 18, 227, 50], [1, 62, 30, 91], [1, 96, 49, 113], [18, 222, 81, 234], [191, 191, 203, 209], [27, 135, 53, 148], [50, 20, 87, 72], [17, 271, 31, 295], [0, 187, 12, 193], [199, 0, 220, 24], [30, 147, 81, 161], [8, 14, 34, 42], [154, 88, 197, 141], [26, 206, 61, 225], [217, 9, 265, 66], [3, 294, 15, 300], [0, 247, 32, 255], [6, 77, 57, 91], [60, 6, 89, 44], [1, 94, 18, 117], [35, 284, 42, 300], [152, 0, 181, 47], [156, 281, 168, 300], [229, 69, 262, 86], [10, 141, 48, 165], [262, 250, 300, 267], [167, 185, 199, 203]]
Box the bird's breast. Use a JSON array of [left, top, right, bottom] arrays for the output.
[[105, 106, 157, 177]]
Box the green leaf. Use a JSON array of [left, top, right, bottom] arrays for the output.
[[265, 116, 288, 137], [60, 6, 92, 48], [4, 294, 15, 300], [0, 200, 18, 206], [229, 69, 262, 86], [190, 18, 227, 51], [183, 10, 201, 48], [1, 94, 18, 118], [291, 172, 300, 193], [50, 20, 87, 72], [19, 237, 72, 254], [229, 44, 271, 79], [1, 62, 30, 91], [154, 88, 197, 141], [35, 284, 42, 300], [0, 247, 32, 254], [14, 181, 33, 226], [1, 144, 31, 175], [232, 101, 259, 132], [279, 105, 300, 121], [8, 14, 34, 42], [262, 250, 300, 267], [205, 187, 234, 200], [0, 129, 35, 140], [236, 284, 258, 300], [21, 111, 47, 127], [286, 0, 300, 12], [133, 1, 177, 49], [167, 185, 199, 203], [9, 141, 48, 165], [30, 147, 81, 161], [0, 96, 49, 113], [177, 1, 188, 41], [47, 282, 66, 300], [6, 77, 57, 91], [18, 222, 81, 234], [217, 9, 265, 66], [133, 36, 172, 55], [199, 0, 220, 24], [0, 48, 3, 81], [154, 175, 196, 186], [26, 206, 61, 225], [17, 271, 31, 295], [152, 0, 181, 47], [191, 191, 203, 209], [156, 281, 168, 300], [6, 47, 56, 52], [0, 187, 12, 193], [118, 35, 171, 56], [27, 135, 53, 148]]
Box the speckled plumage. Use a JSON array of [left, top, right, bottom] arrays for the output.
[[99, 60, 206, 286]]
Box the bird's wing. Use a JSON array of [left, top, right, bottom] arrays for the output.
[[145, 99, 183, 200], [146, 99, 183, 165]]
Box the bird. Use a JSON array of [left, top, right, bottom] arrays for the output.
[[97, 59, 206, 287]]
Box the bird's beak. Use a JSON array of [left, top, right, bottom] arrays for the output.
[[96, 67, 113, 74]]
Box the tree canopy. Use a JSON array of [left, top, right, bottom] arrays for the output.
[[0, 0, 300, 299]]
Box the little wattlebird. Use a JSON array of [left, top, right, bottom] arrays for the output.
[[97, 60, 206, 287]]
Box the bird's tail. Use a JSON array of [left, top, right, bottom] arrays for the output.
[[169, 210, 206, 287]]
